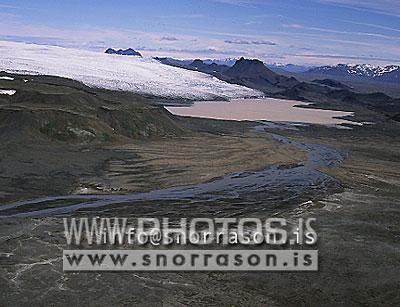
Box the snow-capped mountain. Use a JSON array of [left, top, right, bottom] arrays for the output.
[[305, 64, 399, 83], [0, 41, 262, 100]]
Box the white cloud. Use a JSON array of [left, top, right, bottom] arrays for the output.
[[340, 20, 400, 33], [284, 23, 400, 40], [224, 39, 276, 45], [207, 0, 263, 7], [314, 0, 400, 17]]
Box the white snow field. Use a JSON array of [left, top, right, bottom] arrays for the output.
[[0, 89, 16, 95], [0, 41, 262, 100], [0, 76, 14, 80]]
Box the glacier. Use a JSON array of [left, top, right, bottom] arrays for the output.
[[0, 41, 262, 100]]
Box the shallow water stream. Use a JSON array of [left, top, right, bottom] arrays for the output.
[[0, 132, 344, 217]]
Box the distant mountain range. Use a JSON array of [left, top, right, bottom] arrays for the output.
[[105, 48, 142, 57], [304, 64, 399, 83], [189, 59, 230, 74], [180, 59, 312, 73], [267, 63, 312, 74], [156, 57, 299, 93], [154, 56, 400, 117], [153, 57, 191, 68], [155, 57, 399, 84]]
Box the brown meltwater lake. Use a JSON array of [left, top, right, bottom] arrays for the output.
[[166, 98, 358, 126]]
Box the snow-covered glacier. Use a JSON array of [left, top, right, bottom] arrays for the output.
[[0, 41, 262, 100]]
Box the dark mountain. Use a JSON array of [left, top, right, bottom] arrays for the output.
[[203, 58, 237, 66], [153, 57, 192, 68], [105, 48, 142, 57], [224, 58, 280, 84], [154, 58, 229, 77], [189, 59, 230, 75], [156, 57, 299, 93], [276, 80, 400, 115], [264, 65, 288, 76], [311, 79, 352, 90], [304, 64, 399, 84], [221, 57, 299, 92], [189, 59, 207, 69], [176, 57, 299, 93]]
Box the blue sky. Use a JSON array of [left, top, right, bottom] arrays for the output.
[[0, 0, 399, 65]]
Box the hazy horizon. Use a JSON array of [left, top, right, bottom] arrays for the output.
[[0, 0, 399, 66]]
